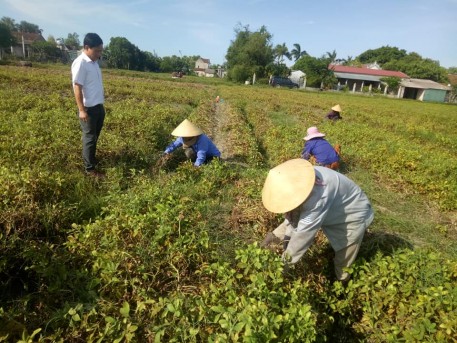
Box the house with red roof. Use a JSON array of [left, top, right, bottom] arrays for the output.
[[10, 31, 46, 58], [329, 64, 452, 102], [329, 64, 409, 94]]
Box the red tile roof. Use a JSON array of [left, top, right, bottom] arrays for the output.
[[11, 31, 45, 44], [330, 64, 409, 78]]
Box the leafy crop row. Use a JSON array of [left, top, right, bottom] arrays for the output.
[[0, 65, 456, 342]]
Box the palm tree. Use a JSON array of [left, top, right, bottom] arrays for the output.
[[326, 49, 337, 64], [274, 43, 291, 65], [291, 43, 308, 61], [339, 56, 354, 66]]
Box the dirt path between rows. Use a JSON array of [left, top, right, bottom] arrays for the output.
[[211, 100, 236, 162]]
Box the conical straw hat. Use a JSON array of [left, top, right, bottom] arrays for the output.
[[331, 104, 342, 112], [171, 119, 203, 137], [262, 159, 315, 213]]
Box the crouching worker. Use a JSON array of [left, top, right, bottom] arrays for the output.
[[261, 159, 374, 282], [301, 126, 340, 170], [325, 104, 342, 121], [163, 119, 221, 167]]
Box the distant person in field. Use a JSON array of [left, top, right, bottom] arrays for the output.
[[163, 119, 221, 167], [71, 33, 105, 178], [301, 127, 341, 170], [325, 104, 342, 121], [261, 159, 374, 282]]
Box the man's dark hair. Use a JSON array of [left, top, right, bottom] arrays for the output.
[[84, 33, 103, 48]]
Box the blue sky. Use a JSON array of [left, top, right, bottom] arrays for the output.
[[1, 0, 456, 68]]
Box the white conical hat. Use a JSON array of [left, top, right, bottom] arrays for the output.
[[262, 159, 315, 213], [171, 119, 203, 137], [331, 104, 342, 112]]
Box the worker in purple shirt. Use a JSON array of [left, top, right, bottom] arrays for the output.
[[325, 104, 342, 121], [163, 119, 221, 167], [301, 126, 340, 170]]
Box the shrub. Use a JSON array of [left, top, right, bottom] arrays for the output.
[[328, 249, 457, 342]]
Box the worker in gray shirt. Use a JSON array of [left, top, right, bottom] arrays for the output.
[[261, 159, 374, 281]]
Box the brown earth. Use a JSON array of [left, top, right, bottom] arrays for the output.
[[212, 100, 237, 161]]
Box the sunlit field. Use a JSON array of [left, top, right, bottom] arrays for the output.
[[1, 64, 456, 342]]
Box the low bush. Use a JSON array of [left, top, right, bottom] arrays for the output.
[[328, 249, 457, 342]]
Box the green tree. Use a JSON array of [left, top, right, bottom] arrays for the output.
[[0, 17, 17, 60], [326, 49, 337, 64], [31, 40, 60, 62], [160, 55, 200, 74], [142, 51, 161, 72], [47, 35, 56, 44], [448, 66, 457, 74], [0, 23, 15, 59], [103, 36, 163, 72], [273, 43, 291, 65], [229, 65, 252, 83], [65, 33, 80, 50], [342, 56, 355, 66], [18, 20, 41, 33], [265, 61, 290, 77], [380, 76, 401, 94], [0, 16, 17, 31], [356, 46, 449, 83], [294, 55, 336, 88], [357, 46, 407, 65], [225, 24, 274, 82], [104, 37, 135, 69], [384, 52, 449, 83], [179, 55, 200, 74], [104, 36, 149, 71], [290, 43, 308, 61], [159, 55, 189, 73]]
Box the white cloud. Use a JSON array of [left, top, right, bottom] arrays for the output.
[[5, 0, 145, 29]]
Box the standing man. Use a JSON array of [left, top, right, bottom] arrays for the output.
[[71, 33, 105, 177], [261, 159, 374, 282]]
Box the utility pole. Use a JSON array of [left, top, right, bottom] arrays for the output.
[[22, 31, 25, 57]]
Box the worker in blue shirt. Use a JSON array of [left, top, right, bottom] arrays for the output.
[[301, 126, 340, 170], [163, 119, 221, 167]]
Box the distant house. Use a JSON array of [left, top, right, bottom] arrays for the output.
[[10, 31, 46, 58], [329, 64, 409, 93], [215, 66, 227, 78], [362, 61, 382, 70], [398, 78, 452, 102], [330, 64, 452, 102], [194, 57, 216, 77], [55, 38, 79, 62], [195, 57, 210, 70]]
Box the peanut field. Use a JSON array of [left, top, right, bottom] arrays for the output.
[[1, 64, 456, 342]]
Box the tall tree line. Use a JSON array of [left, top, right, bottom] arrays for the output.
[[224, 24, 452, 85], [1, 16, 454, 82]]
